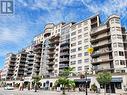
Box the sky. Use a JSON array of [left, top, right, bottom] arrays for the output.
[[0, 0, 127, 69]]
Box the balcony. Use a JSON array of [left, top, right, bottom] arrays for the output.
[[48, 46, 55, 50], [8, 67, 14, 70], [91, 58, 113, 64], [34, 64, 40, 68], [47, 56, 54, 60], [59, 64, 69, 69], [90, 25, 109, 35], [90, 33, 111, 43], [19, 67, 25, 70], [8, 71, 13, 74], [60, 46, 69, 50], [34, 50, 42, 54], [60, 52, 69, 56], [19, 63, 25, 66], [47, 62, 55, 65], [91, 49, 112, 57], [92, 41, 111, 49], [94, 66, 114, 72], [47, 67, 54, 71], [49, 39, 59, 44], [50, 34, 60, 40], [27, 66, 33, 69], [60, 58, 69, 62], [9, 63, 15, 66], [47, 51, 55, 55], [61, 40, 69, 44]]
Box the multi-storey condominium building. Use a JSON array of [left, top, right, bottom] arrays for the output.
[[1, 14, 127, 94], [1, 53, 16, 80], [13, 51, 27, 80]]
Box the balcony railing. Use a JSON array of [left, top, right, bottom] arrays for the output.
[[90, 33, 111, 42], [60, 46, 69, 50], [47, 62, 55, 65], [91, 58, 113, 64], [47, 67, 54, 70], [60, 58, 69, 62], [59, 64, 69, 68], [92, 41, 111, 48], [90, 25, 108, 35], [47, 51, 55, 55], [60, 52, 69, 56], [91, 49, 112, 57]]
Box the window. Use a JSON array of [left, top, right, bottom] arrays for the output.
[[71, 31, 76, 36], [119, 51, 124, 56], [84, 39, 88, 43], [84, 58, 89, 63], [116, 27, 121, 31], [71, 48, 76, 53], [71, 55, 76, 59], [84, 45, 89, 49], [112, 34, 116, 39], [78, 47, 82, 51], [115, 19, 120, 24], [84, 65, 89, 70], [120, 60, 125, 65], [111, 27, 115, 31], [84, 27, 88, 31], [78, 53, 82, 57], [71, 43, 76, 47], [78, 66, 82, 71], [78, 23, 82, 28], [78, 60, 82, 64], [78, 35, 82, 39], [84, 52, 89, 56], [115, 60, 119, 65], [84, 33, 88, 37], [71, 37, 76, 41], [78, 41, 82, 45], [117, 34, 122, 39], [118, 43, 123, 47], [78, 29, 82, 34], [83, 21, 88, 25], [114, 51, 118, 56], [111, 19, 114, 24], [70, 61, 76, 65], [113, 43, 117, 47]]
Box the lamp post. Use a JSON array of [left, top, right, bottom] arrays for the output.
[[85, 47, 94, 95]]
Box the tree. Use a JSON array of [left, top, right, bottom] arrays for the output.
[[55, 67, 75, 95], [91, 83, 97, 93], [96, 72, 112, 95], [32, 75, 42, 92]]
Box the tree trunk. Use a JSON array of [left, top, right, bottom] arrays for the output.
[[62, 85, 65, 95], [35, 83, 37, 92], [104, 85, 106, 95]]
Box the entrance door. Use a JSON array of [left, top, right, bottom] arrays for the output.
[[106, 83, 115, 93]]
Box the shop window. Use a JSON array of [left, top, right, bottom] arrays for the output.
[[115, 82, 122, 89]]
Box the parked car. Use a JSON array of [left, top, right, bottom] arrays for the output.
[[4, 85, 14, 90]]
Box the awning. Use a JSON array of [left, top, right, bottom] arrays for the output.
[[74, 79, 91, 82], [111, 77, 123, 82]]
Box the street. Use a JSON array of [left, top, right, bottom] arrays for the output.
[[0, 88, 123, 95]]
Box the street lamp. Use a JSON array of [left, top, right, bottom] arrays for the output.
[[85, 47, 94, 95]]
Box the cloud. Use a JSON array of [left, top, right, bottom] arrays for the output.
[[81, 0, 127, 18], [0, 26, 27, 44]]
